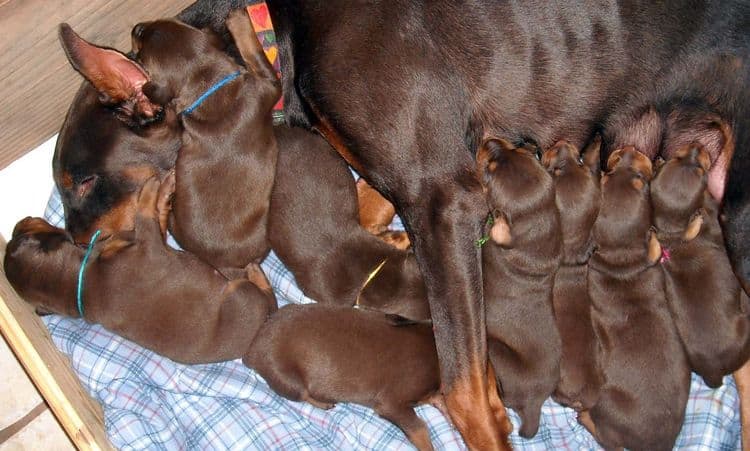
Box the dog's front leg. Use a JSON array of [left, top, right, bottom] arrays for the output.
[[401, 179, 510, 451]]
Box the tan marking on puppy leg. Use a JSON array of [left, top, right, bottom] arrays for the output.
[[246, 263, 273, 295], [157, 170, 176, 240], [647, 230, 662, 264], [357, 178, 397, 235], [378, 230, 411, 250], [490, 215, 512, 247], [683, 211, 704, 241]]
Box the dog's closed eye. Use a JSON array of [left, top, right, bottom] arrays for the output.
[[75, 175, 98, 198]]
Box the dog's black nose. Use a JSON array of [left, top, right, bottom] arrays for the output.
[[132, 23, 146, 40]]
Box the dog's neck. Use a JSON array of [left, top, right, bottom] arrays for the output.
[[27, 245, 87, 318]]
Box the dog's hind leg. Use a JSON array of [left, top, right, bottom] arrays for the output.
[[734, 359, 750, 451], [375, 405, 434, 451], [723, 76, 750, 298]]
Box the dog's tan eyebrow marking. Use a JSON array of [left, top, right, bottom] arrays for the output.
[[61, 172, 74, 189]]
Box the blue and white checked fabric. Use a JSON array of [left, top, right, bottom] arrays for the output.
[[42, 188, 741, 450]]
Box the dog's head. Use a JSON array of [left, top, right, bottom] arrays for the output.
[[55, 24, 186, 243], [594, 146, 657, 258], [477, 137, 554, 247], [651, 143, 711, 240], [129, 19, 236, 110], [4, 217, 82, 316]]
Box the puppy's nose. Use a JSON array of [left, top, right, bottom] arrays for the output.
[[132, 23, 146, 40]]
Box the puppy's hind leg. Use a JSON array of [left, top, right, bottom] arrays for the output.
[[376, 405, 434, 451]]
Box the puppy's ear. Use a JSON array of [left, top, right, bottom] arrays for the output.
[[582, 135, 602, 175], [478, 138, 515, 175], [58, 24, 161, 123], [489, 213, 512, 247], [606, 148, 625, 172], [647, 229, 662, 265], [683, 210, 704, 241]]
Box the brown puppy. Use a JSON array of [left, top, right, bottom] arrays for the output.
[[651, 143, 750, 387], [3, 177, 275, 364], [269, 125, 430, 320], [477, 137, 562, 438], [133, 10, 280, 275], [243, 303, 512, 451], [541, 138, 604, 411], [584, 147, 689, 451]]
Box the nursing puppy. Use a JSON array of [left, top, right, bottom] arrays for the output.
[[268, 126, 429, 320], [584, 147, 689, 451], [541, 138, 604, 411], [651, 143, 750, 388], [477, 137, 562, 438], [243, 303, 512, 451], [3, 177, 275, 364]]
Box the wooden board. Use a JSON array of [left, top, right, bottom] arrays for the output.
[[0, 236, 113, 450], [0, 0, 194, 170]]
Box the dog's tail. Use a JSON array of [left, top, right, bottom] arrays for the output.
[[722, 56, 750, 296]]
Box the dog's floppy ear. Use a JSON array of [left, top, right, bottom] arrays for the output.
[[683, 209, 704, 241], [489, 213, 512, 247], [58, 24, 161, 123], [582, 135, 602, 175]]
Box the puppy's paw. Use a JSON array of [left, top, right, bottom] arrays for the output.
[[137, 176, 161, 219], [246, 263, 273, 295], [156, 170, 176, 234], [379, 230, 411, 250]]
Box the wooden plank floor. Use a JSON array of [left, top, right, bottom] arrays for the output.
[[0, 0, 194, 170]]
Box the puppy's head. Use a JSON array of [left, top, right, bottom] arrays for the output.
[[477, 137, 553, 247], [651, 143, 711, 240], [542, 137, 601, 262], [130, 19, 236, 111], [4, 218, 82, 316], [595, 146, 655, 251], [56, 24, 182, 243]]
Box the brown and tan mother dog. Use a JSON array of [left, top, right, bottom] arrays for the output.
[[477, 137, 562, 438], [583, 147, 690, 451], [651, 143, 750, 388], [3, 177, 275, 364], [541, 138, 605, 412], [56, 0, 750, 446]]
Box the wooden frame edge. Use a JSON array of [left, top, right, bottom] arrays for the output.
[[0, 236, 113, 451]]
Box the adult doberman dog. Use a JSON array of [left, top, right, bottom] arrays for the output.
[[55, 1, 750, 448]]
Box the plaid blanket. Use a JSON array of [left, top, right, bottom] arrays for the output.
[[42, 188, 741, 450]]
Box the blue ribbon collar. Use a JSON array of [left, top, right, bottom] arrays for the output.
[[77, 229, 101, 317], [179, 71, 242, 116]]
